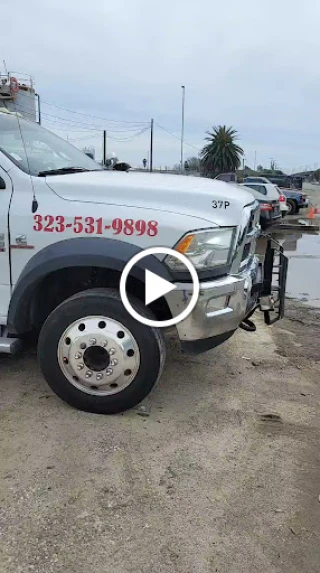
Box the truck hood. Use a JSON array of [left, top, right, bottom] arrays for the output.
[[45, 171, 256, 226]]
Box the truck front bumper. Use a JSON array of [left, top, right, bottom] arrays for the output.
[[166, 239, 288, 355], [166, 256, 263, 354]]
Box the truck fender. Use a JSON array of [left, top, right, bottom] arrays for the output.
[[8, 237, 173, 334]]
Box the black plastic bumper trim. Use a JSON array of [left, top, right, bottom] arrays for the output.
[[181, 330, 236, 355]]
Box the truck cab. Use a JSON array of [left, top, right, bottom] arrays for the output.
[[0, 110, 287, 414]]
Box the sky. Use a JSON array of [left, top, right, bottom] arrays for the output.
[[2, 0, 320, 172]]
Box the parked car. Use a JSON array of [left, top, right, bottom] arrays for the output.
[[240, 182, 282, 229], [282, 189, 309, 214], [244, 179, 290, 216], [244, 176, 271, 184], [245, 175, 304, 191], [268, 175, 303, 190], [214, 172, 237, 182]]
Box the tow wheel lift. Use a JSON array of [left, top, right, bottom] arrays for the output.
[[239, 237, 288, 333], [260, 237, 288, 325]]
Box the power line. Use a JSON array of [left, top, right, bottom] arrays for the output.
[[15, 102, 148, 131], [17, 90, 149, 124], [155, 122, 201, 153], [44, 120, 145, 133], [52, 126, 149, 142], [69, 127, 149, 143], [9, 104, 150, 150], [12, 101, 149, 143], [41, 113, 146, 130], [12, 94, 201, 154], [42, 100, 150, 125], [107, 127, 150, 142], [68, 133, 102, 142], [41, 126, 103, 133]]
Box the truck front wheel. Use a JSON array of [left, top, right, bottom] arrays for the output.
[[286, 198, 297, 214], [38, 289, 165, 414]]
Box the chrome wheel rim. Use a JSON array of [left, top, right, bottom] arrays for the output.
[[57, 316, 140, 396]]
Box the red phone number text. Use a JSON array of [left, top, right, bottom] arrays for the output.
[[33, 215, 159, 237]]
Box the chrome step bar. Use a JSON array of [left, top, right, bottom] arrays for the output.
[[0, 327, 22, 354]]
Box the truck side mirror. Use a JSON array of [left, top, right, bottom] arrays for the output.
[[0, 177, 6, 190]]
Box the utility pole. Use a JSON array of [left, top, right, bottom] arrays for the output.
[[150, 119, 154, 172], [103, 130, 107, 166], [253, 150, 257, 171], [37, 94, 41, 125], [180, 86, 185, 173]]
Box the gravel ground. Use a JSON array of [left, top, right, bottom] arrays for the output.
[[0, 302, 320, 573]]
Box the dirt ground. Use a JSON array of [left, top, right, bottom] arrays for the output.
[[0, 299, 319, 573]]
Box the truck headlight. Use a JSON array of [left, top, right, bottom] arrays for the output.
[[165, 227, 237, 272]]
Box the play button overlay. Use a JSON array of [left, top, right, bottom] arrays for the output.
[[120, 246, 199, 328], [145, 270, 177, 306]]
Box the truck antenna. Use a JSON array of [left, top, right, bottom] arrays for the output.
[[12, 103, 38, 213]]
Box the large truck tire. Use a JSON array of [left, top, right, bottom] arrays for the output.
[[38, 288, 166, 414]]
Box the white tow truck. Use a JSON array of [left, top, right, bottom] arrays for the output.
[[0, 110, 288, 414]]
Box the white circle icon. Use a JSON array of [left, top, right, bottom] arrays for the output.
[[120, 247, 200, 328]]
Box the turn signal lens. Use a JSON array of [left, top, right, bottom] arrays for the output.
[[175, 234, 195, 254]]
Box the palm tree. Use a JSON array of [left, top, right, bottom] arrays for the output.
[[200, 125, 244, 178]]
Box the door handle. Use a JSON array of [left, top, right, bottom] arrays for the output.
[[0, 177, 6, 190]]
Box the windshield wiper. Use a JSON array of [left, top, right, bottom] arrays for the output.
[[38, 167, 92, 177]]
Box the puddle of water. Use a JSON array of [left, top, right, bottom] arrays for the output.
[[282, 233, 320, 307], [257, 231, 320, 307]]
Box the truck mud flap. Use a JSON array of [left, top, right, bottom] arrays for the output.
[[260, 237, 288, 325]]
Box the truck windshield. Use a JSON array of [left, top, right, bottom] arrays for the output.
[[0, 112, 103, 176]]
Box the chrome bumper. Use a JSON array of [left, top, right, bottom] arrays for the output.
[[165, 256, 262, 343]]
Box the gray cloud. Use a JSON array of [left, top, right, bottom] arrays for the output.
[[3, 0, 320, 171]]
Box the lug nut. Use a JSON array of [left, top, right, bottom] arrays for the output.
[[77, 363, 84, 370], [80, 342, 86, 350], [89, 338, 96, 345], [96, 373, 103, 381], [110, 359, 118, 366], [102, 340, 108, 347], [106, 368, 113, 376], [85, 371, 93, 378], [75, 352, 82, 359], [109, 348, 116, 355]]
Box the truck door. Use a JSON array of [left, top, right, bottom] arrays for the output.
[[0, 165, 13, 322]]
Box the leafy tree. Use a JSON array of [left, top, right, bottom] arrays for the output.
[[200, 126, 243, 178], [313, 169, 320, 182], [270, 159, 277, 172], [257, 164, 264, 172], [185, 156, 200, 171]]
